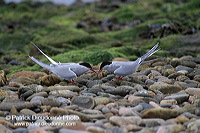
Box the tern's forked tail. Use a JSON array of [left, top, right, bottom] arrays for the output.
[[140, 42, 160, 62]]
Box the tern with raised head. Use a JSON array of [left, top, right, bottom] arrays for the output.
[[29, 42, 96, 83], [98, 42, 160, 80]]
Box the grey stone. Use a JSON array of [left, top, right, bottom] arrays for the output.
[[164, 94, 189, 104]]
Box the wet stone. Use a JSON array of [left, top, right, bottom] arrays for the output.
[[109, 116, 142, 126], [118, 107, 136, 116], [149, 82, 182, 94], [140, 118, 165, 127], [157, 124, 185, 133], [50, 107, 69, 116], [19, 90, 34, 100], [142, 108, 179, 120], [102, 106, 111, 114], [49, 90, 78, 98], [130, 105, 143, 112], [94, 97, 110, 105], [30, 96, 44, 105], [71, 96, 95, 109], [20, 109, 36, 115], [55, 97, 71, 105], [86, 80, 103, 88], [26, 92, 48, 101], [105, 87, 130, 96], [139, 102, 154, 110], [87, 88, 102, 95], [175, 65, 194, 73], [180, 112, 197, 119], [187, 119, 200, 132], [47, 86, 81, 92], [160, 99, 177, 105], [41, 74, 61, 86], [189, 69, 200, 78], [164, 94, 189, 104], [13, 128, 28, 133], [42, 97, 61, 107], [134, 92, 152, 98]]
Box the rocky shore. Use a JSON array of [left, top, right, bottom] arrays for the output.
[[0, 55, 199, 133]]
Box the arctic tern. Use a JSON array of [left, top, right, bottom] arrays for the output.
[[98, 42, 160, 80], [29, 42, 96, 83]]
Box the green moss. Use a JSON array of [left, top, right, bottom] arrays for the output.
[[83, 50, 114, 65], [50, 16, 77, 27]]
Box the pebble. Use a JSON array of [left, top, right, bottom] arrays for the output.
[[86, 126, 106, 133], [175, 65, 194, 73], [160, 99, 177, 105], [187, 119, 200, 132], [20, 109, 36, 115], [0, 96, 38, 111], [71, 96, 95, 109], [81, 109, 102, 114], [0, 70, 7, 86], [0, 54, 199, 132], [185, 87, 200, 98], [13, 128, 28, 133], [139, 102, 154, 109], [118, 107, 136, 116], [130, 105, 143, 112], [164, 94, 189, 104], [41, 74, 61, 86], [127, 95, 144, 105], [42, 97, 61, 107], [30, 96, 44, 105], [189, 69, 200, 78], [55, 97, 71, 105], [59, 128, 90, 133], [126, 124, 142, 131], [142, 108, 179, 120], [49, 90, 78, 98], [47, 85, 81, 92], [86, 80, 103, 88], [0, 124, 12, 133], [94, 97, 110, 105], [140, 118, 165, 127], [87, 88, 102, 95], [50, 107, 69, 116], [26, 92, 48, 101], [149, 82, 182, 94], [102, 106, 111, 114], [156, 124, 185, 133], [109, 116, 142, 126]]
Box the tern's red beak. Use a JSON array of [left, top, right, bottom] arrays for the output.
[[97, 69, 102, 74], [90, 68, 97, 74]]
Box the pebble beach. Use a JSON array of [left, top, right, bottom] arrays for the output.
[[0, 55, 200, 133]]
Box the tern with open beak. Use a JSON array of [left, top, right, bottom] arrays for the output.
[[98, 42, 160, 80], [28, 42, 96, 83]]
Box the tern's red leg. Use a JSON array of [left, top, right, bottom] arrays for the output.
[[70, 79, 75, 84], [116, 76, 123, 80]]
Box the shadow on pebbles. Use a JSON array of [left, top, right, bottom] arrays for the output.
[[0, 55, 199, 133]]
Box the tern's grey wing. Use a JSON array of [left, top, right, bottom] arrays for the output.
[[140, 42, 160, 62], [28, 56, 52, 71], [30, 41, 58, 65], [52, 65, 77, 81], [103, 62, 121, 73], [114, 58, 141, 76], [69, 64, 89, 76]]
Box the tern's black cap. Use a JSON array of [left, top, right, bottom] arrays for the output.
[[79, 62, 92, 69], [100, 61, 112, 70]]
